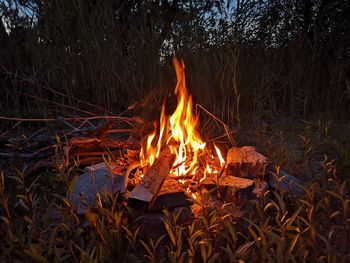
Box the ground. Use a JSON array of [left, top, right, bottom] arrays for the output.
[[0, 116, 349, 262]]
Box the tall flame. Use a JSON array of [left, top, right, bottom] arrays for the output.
[[140, 57, 223, 179]]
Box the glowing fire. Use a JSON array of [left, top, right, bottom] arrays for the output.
[[140, 57, 224, 180]]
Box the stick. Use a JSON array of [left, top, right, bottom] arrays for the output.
[[0, 116, 135, 127]]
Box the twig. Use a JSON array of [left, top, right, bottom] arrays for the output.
[[123, 161, 140, 185], [195, 103, 235, 146], [22, 92, 97, 116], [105, 129, 135, 134], [61, 119, 81, 133], [204, 130, 236, 143], [28, 127, 46, 141], [0, 116, 135, 127], [0, 121, 22, 137]]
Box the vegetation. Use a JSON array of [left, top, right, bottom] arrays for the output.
[[0, 1, 349, 262], [1, 0, 349, 121], [0, 118, 349, 262]]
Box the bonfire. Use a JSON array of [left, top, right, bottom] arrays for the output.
[[0, 57, 304, 241]]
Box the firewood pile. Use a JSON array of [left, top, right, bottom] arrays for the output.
[[0, 116, 138, 174], [0, 116, 305, 240]]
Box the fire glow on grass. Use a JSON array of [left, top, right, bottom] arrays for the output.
[[140, 57, 225, 183]]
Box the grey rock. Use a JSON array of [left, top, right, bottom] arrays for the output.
[[69, 163, 126, 213], [267, 170, 305, 198]]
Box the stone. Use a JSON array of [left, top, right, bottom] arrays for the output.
[[226, 146, 269, 179], [69, 162, 126, 213], [266, 170, 305, 198]]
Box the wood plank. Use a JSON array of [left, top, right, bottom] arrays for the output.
[[128, 146, 176, 206]]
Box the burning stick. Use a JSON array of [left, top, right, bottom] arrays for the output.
[[128, 146, 176, 205]]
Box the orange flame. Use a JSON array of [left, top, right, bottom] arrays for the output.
[[140, 57, 224, 180]]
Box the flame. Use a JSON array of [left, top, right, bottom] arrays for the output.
[[214, 144, 226, 167], [140, 57, 224, 181]]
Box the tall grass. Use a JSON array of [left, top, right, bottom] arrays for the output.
[[1, 0, 349, 124]]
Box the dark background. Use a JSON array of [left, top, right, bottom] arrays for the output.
[[1, 0, 349, 124]]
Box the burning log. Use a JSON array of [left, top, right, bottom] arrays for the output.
[[128, 146, 176, 207]]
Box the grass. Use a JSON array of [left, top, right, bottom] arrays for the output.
[[1, 2, 349, 261], [0, 118, 349, 262]]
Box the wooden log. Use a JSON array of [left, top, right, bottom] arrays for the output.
[[201, 174, 254, 189], [149, 179, 192, 211], [128, 146, 176, 206], [201, 174, 255, 205], [226, 146, 269, 179]]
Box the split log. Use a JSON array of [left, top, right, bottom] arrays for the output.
[[201, 174, 255, 204], [128, 146, 176, 207], [201, 174, 254, 189], [226, 146, 269, 179], [149, 179, 192, 210]]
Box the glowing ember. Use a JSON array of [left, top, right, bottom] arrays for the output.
[[140, 57, 224, 181]]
